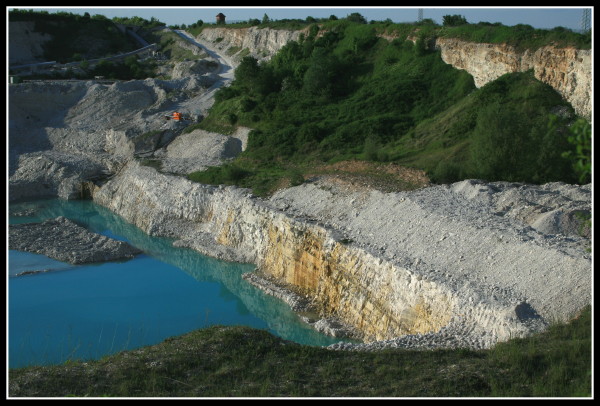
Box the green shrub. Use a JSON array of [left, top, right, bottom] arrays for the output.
[[431, 160, 462, 184], [561, 118, 592, 184], [288, 169, 305, 186]]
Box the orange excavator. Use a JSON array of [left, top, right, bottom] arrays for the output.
[[172, 111, 183, 121], [165, 111, 188, 121], [164, 111, 202, 123]]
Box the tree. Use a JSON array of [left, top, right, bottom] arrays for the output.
[[418, 18, 436, 26], [262, 13, 270, 24], [470, 102, 531, 181], [234, 56, 276, 96], [561, 118, 592, 184], [303, 47, 337, 97], [235, 56, 261, 84], [346, 12, 367, 24], [443, 14, 468, 26], [414, 36, 427, 56]]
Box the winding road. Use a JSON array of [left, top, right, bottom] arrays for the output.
[[171, 29, 237, 116]]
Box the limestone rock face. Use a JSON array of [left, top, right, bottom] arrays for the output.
[[435, 38, 592, 118], [92, 163, 457, 342], [196, 26, 306, 64], [92, 162, 591, 347], [9, 150, 109, 201]]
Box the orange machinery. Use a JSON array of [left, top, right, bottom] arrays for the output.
[[165, 111, 184, 121]]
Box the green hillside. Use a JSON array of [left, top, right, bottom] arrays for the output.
[[191, 20, 590, 195], [9, 305, 591, 397]]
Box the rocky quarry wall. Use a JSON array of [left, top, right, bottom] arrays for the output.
[[9, 21, 52, 65], [195, 26, 592, 118], [92, 162, 591, 347], [434, 38, 592, 119], [195, 26, 306, 64], [9, 25, 592, 349]]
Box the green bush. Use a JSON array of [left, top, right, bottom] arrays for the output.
[[466, 73, 577, 183], [561, 118, 592, 184], [288, 169, 305, 186], [188, 163, 251, 186], [443, 14, 468, 26], [431, 160, 462, 184]]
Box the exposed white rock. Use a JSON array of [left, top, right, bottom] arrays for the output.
[[196, 26, 306, 64], [91, 161, 591, 348]]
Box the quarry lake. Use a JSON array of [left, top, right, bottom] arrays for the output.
[[8, 198, 342, 369]]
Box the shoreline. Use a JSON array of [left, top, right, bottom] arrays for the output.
[[9, 216, 142, 265]]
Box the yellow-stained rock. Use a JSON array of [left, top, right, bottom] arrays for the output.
[[434, 38, 591, 118], [254, 218, 455, 342]]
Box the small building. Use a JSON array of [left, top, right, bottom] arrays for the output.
[[216, 13, 226, 24]]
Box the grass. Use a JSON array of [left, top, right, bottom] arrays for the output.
[[8, 306, 591, 398], [187, 158, 431, 198]]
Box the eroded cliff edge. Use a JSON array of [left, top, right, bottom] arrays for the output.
[[434, 38, 592, 119], [92, 161, 591, 348], [194, 26, 592, 118]]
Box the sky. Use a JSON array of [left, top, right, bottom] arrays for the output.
[[11, 6, 592, 32]]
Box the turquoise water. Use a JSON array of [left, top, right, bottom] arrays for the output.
[[8, 198, 345, 369]]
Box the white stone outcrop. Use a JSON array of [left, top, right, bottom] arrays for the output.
[[434, 38, 592, 118], [196, 26, 306, 65], [92, 161, 591, 348]]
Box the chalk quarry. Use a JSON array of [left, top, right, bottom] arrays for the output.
[[8, 26, 592, 350]]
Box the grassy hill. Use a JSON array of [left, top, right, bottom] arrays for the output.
[[190, 19, 590, 195], [8, 305, 591, 397]]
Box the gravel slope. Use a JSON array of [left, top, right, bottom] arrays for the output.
[[268, 176, 591, 350]]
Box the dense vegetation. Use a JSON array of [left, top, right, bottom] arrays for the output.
[[191, 18, 589, 195], [9, 305, 591, 397]]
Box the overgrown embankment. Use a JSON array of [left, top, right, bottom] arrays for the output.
[[8, 305, 591, 397], [190, 20, 590, 194]]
